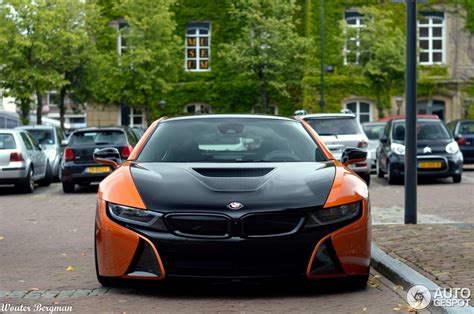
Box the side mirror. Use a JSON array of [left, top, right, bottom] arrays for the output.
[[93, 147, 122, 169], [379, 135, 388, 144], [454, 134, 462, 141], [341, 147, 367, 166], [61, 139, 68, 147]]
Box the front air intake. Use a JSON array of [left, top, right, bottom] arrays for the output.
[[192, 168, 274, 177], [127, 240, 162, 277], [308, 239, 344, 276]]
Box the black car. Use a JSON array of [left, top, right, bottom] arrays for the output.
[[447, 119, 474, 164], [376, 117, 463, 184], [60, 127, 139, 193]]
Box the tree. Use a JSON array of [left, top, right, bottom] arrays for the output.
[[219, 0, 307, 114], [0, 0, 66, 124], [350, 7, 405, 117], [109, 0, 180, 122]]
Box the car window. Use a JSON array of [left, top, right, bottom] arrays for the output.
[[20, 132, 33, 150], [458, 121, 474, 135], [138, 118, 327, 163], [6, 118, 19, 128], [305, 117, 363, 135], [125, 129, 138, 146], [446, 121, 455, 133], [27, 133, 42, 151], [392, 120, 451, 141], [363, 124, 385, 140], [24, 129, 55, 145], [0, 134, 16, 149], [70, 130, 127, 145], [0, 117, 5, 128]]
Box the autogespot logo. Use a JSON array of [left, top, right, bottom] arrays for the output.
[[407, 285, 432, 310]]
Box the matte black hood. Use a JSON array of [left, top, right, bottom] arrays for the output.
[[130, 162, 336, 213]]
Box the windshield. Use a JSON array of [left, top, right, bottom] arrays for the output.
[[0, 134, 16, 149], [458, 121, 474, 135], [70, 130, 127, 145], [363, 124, 385, 140], [306, 117, 363, 136], [393, 120, 451, 141], [25, 129, 55, 145], [137, 118, 327, 163]]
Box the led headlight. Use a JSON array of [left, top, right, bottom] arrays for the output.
[[445, 141, 459, 154], [107, 203, 167, 231], [305, 202, 360, 227], [391, 143, 405, 155]]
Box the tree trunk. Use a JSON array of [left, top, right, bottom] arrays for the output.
[[260, 84, 269, 114], [19, 98, 30, 125], [376, 90, 384, 119], [59, 86, 67, 131], [36, 91, 43, 125]]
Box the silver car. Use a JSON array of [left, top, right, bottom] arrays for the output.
[[17, 125, 66, 180], [362, 122, 386, 173], [302, 113, 372, 185], [0, 129, 50, 193]]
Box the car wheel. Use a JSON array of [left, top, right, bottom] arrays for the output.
[[453, 174, 462, 183], [62, 182, 75, 193], [387, 162, 400, 185], [38, 163, 53, 187], [16, 167, 35, 193], [361, 173, 371, 186], [94, 234, 119, 287], [376, 160, 385, 178]]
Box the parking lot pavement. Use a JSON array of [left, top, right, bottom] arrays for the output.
[[0, 183, 410, 312]]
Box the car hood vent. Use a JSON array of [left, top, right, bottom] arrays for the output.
[[192, 168, 274, 178]]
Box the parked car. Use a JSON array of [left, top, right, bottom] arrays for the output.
[[0, 110, 21, 129], [60, 127, 139, 193], [301, 113, 371, 185], [377, 116, 463, 184], [363, 122, 386, 172], [131, 126, 145, 140], [93, 114, 370, 288], [16, 125, 66, 180], [0, 129, 51, 192], [447, 119, 474, 164]]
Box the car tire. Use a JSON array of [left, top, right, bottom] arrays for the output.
[[345, 274, 369, 290], [38, 163, 53, 187], [15, 167, 35, 193], [376, 160, 385, 178], [94, 234, 119, 287], [361, 173, 371, 186], [387, 162, 400, 185], [453, 174, 462, 183], [62, 182, 75, 193]]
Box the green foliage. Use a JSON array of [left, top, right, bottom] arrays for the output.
[[219, 0, 308, 114]]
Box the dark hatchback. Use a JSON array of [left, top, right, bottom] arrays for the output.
[[377, 117, 463, 184], [447, 119, 474, 164], [60, 127, 138, 193]]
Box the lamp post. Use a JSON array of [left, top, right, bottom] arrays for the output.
[[320, 0, 325, 113], [395, 96, 404, 115], [463, 96, 472, 118]]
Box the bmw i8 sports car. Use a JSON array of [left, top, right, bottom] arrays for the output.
[[94, 115, 371, 288]]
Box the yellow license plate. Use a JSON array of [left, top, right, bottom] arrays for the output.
[[85, 166, 111, 173], [418, 161, 442, 169]]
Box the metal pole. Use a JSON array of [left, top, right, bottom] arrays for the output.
[[405, 0, 417, 224], [320, 0, 325, 113]]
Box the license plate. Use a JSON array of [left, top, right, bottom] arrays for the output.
[[85, 166, 111, 174], [418, 161, 442, 169]]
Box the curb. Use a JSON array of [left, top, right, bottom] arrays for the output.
[[371, 243, 474, 314]]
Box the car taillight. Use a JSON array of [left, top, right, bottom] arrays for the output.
[[64, 148, 74, 161], [456, 136, 466, 145], [358, 140, 368, 148], [10, 152, 24, 162], [121, 145, 133, 159]]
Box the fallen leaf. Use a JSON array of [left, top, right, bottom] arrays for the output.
[[30, 288, 39, 291], [66, 265, 74, 271], [363, 307, 367, 311], [80, 252, 86, 256], [0, 236, 4, 240], [61, 253, 67, 256]]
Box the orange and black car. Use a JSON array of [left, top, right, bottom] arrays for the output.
[[94, 115, 371, 287]]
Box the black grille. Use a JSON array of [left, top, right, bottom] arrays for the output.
[[165, 214, 230, 238], [128, 240, 161, 276], [241, 213, 305, 237], [192, 168, 274, 177]]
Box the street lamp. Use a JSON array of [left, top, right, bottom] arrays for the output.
[[395, 96, 404, 115], [463, 96, 472, 118], [159, 100, 166, 110], [320, 0, 325, 113]]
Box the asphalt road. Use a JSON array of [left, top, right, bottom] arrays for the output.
[[2, 167, 473, 312]]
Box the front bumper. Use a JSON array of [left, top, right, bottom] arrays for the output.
[[388, 152, 463, 178], [95, 199, 371, 280]]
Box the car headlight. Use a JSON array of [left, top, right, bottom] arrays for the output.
[[445, 141, 459, 154], [305, 202, 361, 228], [391, 143, 405, 155], [107, 203, 167, 231]]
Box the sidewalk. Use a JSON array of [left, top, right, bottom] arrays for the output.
[[373, 223, 474, 301]]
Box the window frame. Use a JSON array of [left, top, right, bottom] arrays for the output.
[[344, 101, 373, 123], [418, 13, 445, 65], [185, 22, 211, 72], [343, 11, 365, 65]]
